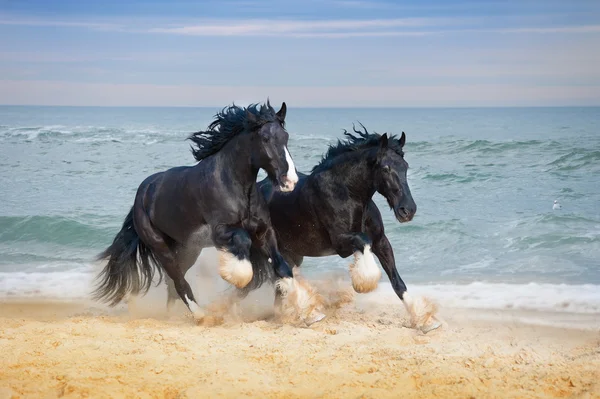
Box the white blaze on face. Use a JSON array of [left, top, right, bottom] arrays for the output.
[[281, 146, 298, 192]]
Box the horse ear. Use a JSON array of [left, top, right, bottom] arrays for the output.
[[246, 109, 258, 126], [379, 133, 389, 149], [377, 133, 388, 162], [277, 102, 287, 122], [399, 132, 406, 148]]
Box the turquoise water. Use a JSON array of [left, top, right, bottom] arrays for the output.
[[1, 106, 599, 312]]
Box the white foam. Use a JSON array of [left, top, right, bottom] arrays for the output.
[[1, 271, 599, 317], [373, 282, 600, 314], [0, 271, 94, 300]]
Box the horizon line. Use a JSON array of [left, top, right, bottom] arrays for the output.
[[1, 103, 599, 109]]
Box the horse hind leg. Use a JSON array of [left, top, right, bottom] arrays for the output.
[[165, 246, 202, 314], [134, 209, 205, 321], [166, 277, 178, 313], [161, 254, 206, 321]]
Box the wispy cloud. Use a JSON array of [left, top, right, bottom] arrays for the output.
[[0, 16, 118, 31], [496, 25, 600, 34], [1, 13, 599, 38], [139, 17, 456, 36]]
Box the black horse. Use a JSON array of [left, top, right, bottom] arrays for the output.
[[93, 102, 325, 325], [239, 125, 440, 331]]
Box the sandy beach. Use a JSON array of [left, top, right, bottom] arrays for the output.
[[1, 277, 599, 399]]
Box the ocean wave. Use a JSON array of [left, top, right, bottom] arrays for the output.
[[497, 213, 600, 253], [514, 213, 600, 228], [0, 125, 183, 144], [0, 215, 117, 247], [421, 171, 494, 183], [458, 139, 548, 153], [407, 138, 566, 161], [546, 149, 600, 172]]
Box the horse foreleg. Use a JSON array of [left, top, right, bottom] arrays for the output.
[[333, 233, 381, 293], [213, 226, 254, 289], [371, 234, 441, 333], [256, 229, 324, 326]]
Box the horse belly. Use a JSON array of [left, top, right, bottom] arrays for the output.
[[280, 224, 334, 258]]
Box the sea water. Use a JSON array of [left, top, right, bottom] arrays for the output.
[[1, 105, 599, 314]]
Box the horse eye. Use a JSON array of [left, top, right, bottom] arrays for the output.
[[261, 135, 270, 143], [383, 165, 391, 172]]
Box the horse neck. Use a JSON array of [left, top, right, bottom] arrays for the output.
[[212, 133, 258, 190], [321, 150, 377, 203]]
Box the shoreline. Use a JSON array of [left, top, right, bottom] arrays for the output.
[[1, 291, 599, 398]]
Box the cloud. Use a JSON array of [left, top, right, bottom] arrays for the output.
[[0, 16, 118, 31], [495, 25, 600, 34], [145, 17, 454, 36], [1, 13, 599, 38]]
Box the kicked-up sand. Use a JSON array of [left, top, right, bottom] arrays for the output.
[[1, 274, 599, 399]]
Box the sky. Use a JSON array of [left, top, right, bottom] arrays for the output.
[[1, 0, 599, 107]]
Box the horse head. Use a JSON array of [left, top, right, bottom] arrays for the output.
[[248, 101, 298, 192], [373, 132, 416, 222]]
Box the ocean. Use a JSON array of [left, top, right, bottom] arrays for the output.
[[1, 105, 599, 315]]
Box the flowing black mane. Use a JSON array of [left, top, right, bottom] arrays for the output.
[[188, 102, 282, 162], [312, 123, 404, 172]]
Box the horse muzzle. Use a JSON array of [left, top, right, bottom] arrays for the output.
[[395, 205, 416, 223], [279, 172, 298, 193]]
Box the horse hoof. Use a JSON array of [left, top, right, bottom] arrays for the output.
[[420, 320, 442, 334], [305, 311, 326, 326]]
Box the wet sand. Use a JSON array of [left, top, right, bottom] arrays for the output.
[[1, 284, 599, 399]]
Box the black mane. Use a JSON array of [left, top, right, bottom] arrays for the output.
[[312, 123, 404, 172], [188, 102, 282, 162]]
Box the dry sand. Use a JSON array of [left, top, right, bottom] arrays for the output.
[[1, 279, 599, 399]]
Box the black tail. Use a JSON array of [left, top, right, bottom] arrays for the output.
[[92, 207, 163, 306]]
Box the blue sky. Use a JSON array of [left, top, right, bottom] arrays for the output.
[[1, 0, 599, 107]]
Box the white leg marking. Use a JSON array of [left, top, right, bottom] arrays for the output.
[[218, 250, 253, 288], [185, 294, 205, 320], [349, 244, 381, 293], [281, 147, 299, 192], [275, 277, 294, 296]]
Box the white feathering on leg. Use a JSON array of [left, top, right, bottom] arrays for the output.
[[349, 244, 381, 293], [402, 292, 441, 333], [275, 275, 325, 326], [218, 250, 253, 288]]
